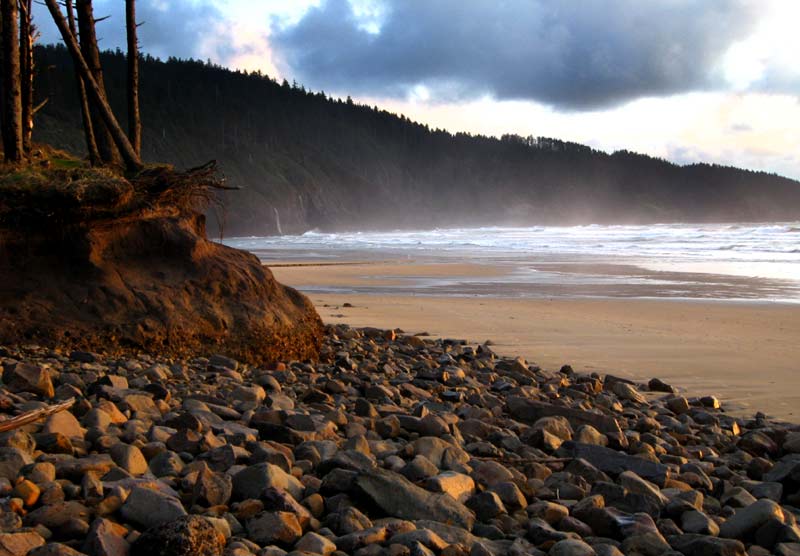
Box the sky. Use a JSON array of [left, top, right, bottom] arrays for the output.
[[33, 0, 800, 180]]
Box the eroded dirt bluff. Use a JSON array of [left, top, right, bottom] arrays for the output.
[[0, 165, 323, 363]]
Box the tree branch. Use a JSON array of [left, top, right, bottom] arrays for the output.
[[31, 97, 48, 114]]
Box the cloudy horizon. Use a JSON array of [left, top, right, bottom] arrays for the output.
[[33, 0, 800, 179]]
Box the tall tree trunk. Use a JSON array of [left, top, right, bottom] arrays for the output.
[[75, 0, 120, 165], [125, 0, 141, 156], [0, 0, 23, 163], [65, 0, 99, 164], [19, 0, 33, 157], [44, 0, 142, 171], [0, 5, 5, 142]]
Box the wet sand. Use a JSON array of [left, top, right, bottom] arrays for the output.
[[272, 261, 800, 421]]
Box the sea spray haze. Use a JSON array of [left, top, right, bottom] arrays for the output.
[[225, 222, 800, 302]]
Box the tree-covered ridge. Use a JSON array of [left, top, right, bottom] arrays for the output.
[[33, 44, 800, 236]]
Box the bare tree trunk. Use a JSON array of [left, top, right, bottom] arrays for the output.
[[125, 0, 141, 156], [65, 0, 99, 164], [44, 0, 142, 171], [0, 6, 5, 141], [75, 0, 120, 165], [1, 0, 23, 163], [18, 0, 33, 157]]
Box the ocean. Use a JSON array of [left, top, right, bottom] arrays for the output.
[[223, 222, 800, 302]]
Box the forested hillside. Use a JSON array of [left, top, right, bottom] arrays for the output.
[[33, 44, 800, 236]]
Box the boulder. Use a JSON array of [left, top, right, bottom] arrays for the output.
[[620, 532, 671, 556], [466, 491, 506, 521], [507, 398, 627, 447], [668, 534, 746, 556], [783, 433, 800, 454], [682, 510, 720, 537], [233, 463, 305, 500], [83, 518, 130, 556], [719, 499, 784, 539], [557, 442, 670, 486], [27, 544, 88, 556], [24, 501, 91, 530], [392, 529, 448, 551], [354, 468, 475, 530], [0, 448, 33, 481], [0, 531, 46, 556], [295, 532, 336, 555], [610, 381, 646, 404], [121, 487, 187, 530], [528, 501, 569, 525], [648, 378, 675, 393], [191, 468, 233, 507], [261, 487, 312, 528], [549, 539, 597, 556], [246, 512, 302, 546], [574, 425, 608, 446], [110, 444, 148, 475], [2, 363, 54, 398], [776, 544, 800, 556], [425, 472, 476, 503], [618, 471, 669, 506]]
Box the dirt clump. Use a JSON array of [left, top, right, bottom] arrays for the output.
[[0, 163, 322, 364]]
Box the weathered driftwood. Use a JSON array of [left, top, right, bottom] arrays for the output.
[[0, 398, 75, 433]]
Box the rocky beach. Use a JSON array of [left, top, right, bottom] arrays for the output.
[[0, 2, 797, 556], [1, 324, 800, 556]]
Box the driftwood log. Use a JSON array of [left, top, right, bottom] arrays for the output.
[[0, 397, 75, 433]]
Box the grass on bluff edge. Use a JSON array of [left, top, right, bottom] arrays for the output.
[[0, 145, 135, 192], [0, 145, 227, 225], [50, 157, 84, 170]]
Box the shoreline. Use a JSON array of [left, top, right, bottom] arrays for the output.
[[271, 261, 800, 421], [264, 258, 800, 304]]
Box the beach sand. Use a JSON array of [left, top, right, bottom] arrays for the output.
[[272, 261, 800, 421]]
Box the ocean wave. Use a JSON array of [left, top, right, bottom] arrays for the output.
[[718, 244, 744, 250], [222, 222, 800, 284]]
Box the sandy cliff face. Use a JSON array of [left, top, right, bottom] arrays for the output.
[[0, 168, 322, 363]]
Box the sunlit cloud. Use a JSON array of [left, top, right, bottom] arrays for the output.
[[720, 0, 800, 92]]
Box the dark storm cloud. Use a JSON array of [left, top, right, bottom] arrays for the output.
[[33, 0, 222, 61], [272, 0, 759, 110]]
